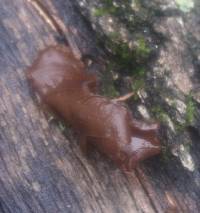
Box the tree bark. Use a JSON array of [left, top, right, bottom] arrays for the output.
[[0, 0, 199, 212]]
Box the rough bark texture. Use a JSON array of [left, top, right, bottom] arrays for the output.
[[0, 0, 199, 213]]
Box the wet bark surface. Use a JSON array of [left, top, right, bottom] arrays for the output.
[[0, 0, 199, 212]]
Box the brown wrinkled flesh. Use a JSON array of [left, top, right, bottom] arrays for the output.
[[27, 45, 161, 171]]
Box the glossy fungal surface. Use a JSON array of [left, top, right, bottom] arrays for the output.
[[27, 45, 161, 171]]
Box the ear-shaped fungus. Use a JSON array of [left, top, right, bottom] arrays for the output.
[[27, 45, 161, 171]]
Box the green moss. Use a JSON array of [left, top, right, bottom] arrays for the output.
[[111, 42, 133, 65], [105, 42, 134, 75], [171, 100, 177, 109], [101, 65, 119, 98], [102, 36, 149, 94], [105, 38, 148, 93], [185, 94, 196, 125], [93, 8, 109, 16], [134, 66, 146, 77], [107, 41, 139, 74], [175, 0, 194, 12], [93, 0, 119, 17], [93, 1, 153, 97], [131, 77, 145, 100], [153, 94, 197, 133], [104, 84, 119, 98], [93, 6, 118, 16], [104, 34, 151, 74], [172, 95, 196, 132], [131, 78, 145, 92], [151, 106, 169, 124], [135, 38, 151, 59], [174, 121, 185, 132], [109, 31, 121, 41]]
